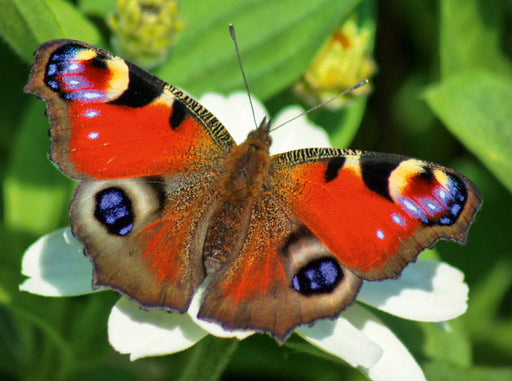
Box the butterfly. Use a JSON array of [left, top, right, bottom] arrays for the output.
[[25, 39, 482, 343]]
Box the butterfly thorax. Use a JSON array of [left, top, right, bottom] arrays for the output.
[[219, 118, 272, 201], [203, 119, 272, 274]]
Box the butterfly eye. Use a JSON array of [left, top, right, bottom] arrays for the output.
[[292, 257, 343, 295], [94, 187, 134, 236]]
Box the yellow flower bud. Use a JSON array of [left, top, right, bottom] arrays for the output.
[[295, 17, 377, 109], [108, 0, 184, 68]]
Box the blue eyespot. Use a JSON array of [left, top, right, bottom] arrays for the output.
[[94, 187, 134, 236], [292, 258, 343, 296]]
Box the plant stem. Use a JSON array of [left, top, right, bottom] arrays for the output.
[[176, 336, 239, 381]]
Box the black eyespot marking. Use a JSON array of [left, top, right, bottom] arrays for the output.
[[324, 157, 346, 183], [44, 44, 85, 97], [110, 62, 164, 108], [292, 257, 343, 296], [361, 159, 400, 201], [169, 99, 188, 129], [419, 166, 435, 181], [94, 187, 134, 236], [437, 173, 468, 226]]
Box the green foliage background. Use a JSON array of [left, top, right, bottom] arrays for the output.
[[0, 0, 511, 380]]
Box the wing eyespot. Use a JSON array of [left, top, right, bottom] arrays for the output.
[[94, 187, 134, 236], [292, 257, 343, 295]]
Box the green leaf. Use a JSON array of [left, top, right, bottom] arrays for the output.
[[77, 0, 117, 19], [232, 335, 355, 380], [73, 365, 142, 381], [466, 261, 512, 338], [68, 294, 117, 361], [3, 99, 71, 235], [1, 269, 74, 380], [424, 70, 512, 192], [422, 319, 472, 368], [0, 0, 101, 64], [46, 0, 101, 43], [424, 361, 512, 381], [465, 260, 512, 358], [317, 98, 368, 148], [490, 319, 512, 358], [0, 306, 23, 378], [439, 0, 512, 77], [156, 0, 361, 99], [0, 0, 63, 62], [177, 336, 239, 381]]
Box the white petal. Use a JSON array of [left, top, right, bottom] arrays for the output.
[[358, 259, 468, 321], [297, 307, 383, 369], [342, 305, 426, 381], [199, 93, 331, 156], [187, 283, 255, 340], [199, 92, 267, 144], [270, 106, 332, 155], [19, 227, 96, 296], [108, 297, 207, 361]]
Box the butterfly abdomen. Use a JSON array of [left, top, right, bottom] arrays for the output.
[[203, 120, 274, 273], [202, 199, 251, 274]]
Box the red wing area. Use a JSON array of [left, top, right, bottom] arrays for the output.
[[273, 150, 482, 280], [25, 40, 233, 180], [63, 101, 215, 179]]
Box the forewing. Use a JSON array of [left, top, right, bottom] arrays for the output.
[[24, 39, 234, 180]]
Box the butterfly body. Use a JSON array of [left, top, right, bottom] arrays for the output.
[[202, 119, 272, 274], [25, 40, 482, 342]]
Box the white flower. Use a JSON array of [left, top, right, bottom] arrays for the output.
[[20, 93, 469, 380]]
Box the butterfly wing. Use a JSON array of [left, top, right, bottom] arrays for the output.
[[198, 148, 481, 341], [272, 149, 482, 280], [25, 40, 235, 311], [24, 39, 234, 180]]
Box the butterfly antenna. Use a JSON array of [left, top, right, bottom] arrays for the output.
[[229, 24, 259, 129], [270, 79, 369, 132]]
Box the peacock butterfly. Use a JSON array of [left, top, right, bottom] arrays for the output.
[[24, 39, 481, 343]]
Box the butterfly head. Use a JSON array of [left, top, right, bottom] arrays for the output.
[[246, 117, 272, 149]]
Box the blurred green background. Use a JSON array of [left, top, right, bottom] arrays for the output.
[[0, 0, 511, 380]]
